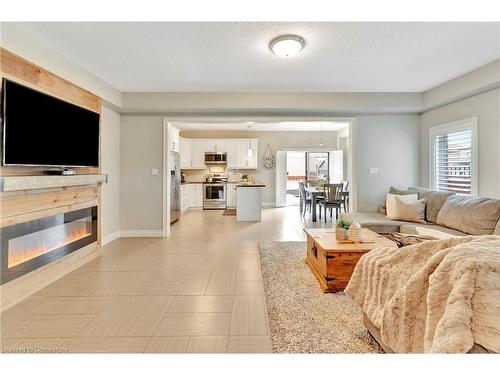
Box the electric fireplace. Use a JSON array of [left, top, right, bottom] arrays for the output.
[[1, 206, 97, 285]]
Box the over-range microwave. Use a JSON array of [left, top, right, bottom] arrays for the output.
[[204, 152, 227, 164]]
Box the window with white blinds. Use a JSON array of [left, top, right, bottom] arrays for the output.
[[430, 118, 477, 196]]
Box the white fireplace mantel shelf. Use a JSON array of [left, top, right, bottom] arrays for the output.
[[0, 174, 108, 192]]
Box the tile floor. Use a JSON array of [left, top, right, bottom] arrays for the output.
[[1, 206, 334, 353]]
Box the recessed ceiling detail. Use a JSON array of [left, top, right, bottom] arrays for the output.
[[14, 22, 500, 92]]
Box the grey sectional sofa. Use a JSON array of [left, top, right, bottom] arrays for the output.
[[340, 186, 500, 237]]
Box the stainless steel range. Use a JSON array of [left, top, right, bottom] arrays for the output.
[[203, 174, 227, 210]]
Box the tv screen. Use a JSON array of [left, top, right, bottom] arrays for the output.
[[2, 79, 100, 167]]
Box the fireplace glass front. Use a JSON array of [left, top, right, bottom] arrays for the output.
[[1, 206, 97, 285]]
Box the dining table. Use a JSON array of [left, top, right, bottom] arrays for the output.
[[305, 186, 325, 222], [304, 186, 350, 222]]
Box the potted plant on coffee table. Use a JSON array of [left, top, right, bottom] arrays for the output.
[[336, 218, 352, 240]]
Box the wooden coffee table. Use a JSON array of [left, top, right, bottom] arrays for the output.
[[304, 227, 397, 292]]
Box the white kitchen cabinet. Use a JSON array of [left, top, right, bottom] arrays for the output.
[[179, 136, 192, 169], [219, 141, 237, 169], [180, 183, 203, 214], [236, 186, 263, 221], [180, 138, 258, 170], [232, 138, 258, 169], [192, 184, 203, 207], [226, 183, 237, 208], [191, 139, 213, 168], [233, 139, 248, 169], [169, 126, 180, 152], [180, 184, 191, 213], [213, 140, 226, 153]]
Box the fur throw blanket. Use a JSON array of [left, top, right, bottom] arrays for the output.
[[345, 235, 500, 353]]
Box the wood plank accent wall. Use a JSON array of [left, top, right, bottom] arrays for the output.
[[0, 48, 104, 311], [1, 185, 99, 227], [1, 48, 100, 112], [0, 48, 101, 176]]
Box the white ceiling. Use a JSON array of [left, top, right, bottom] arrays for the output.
[[172, 121, 349, 132], [16, 22, 500, 92]]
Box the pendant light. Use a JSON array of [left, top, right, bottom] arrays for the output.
[[319, 122, 324, 148], [246, 123, 253, 158], [248, 139, 253, 158], [313, 122, 325, 159]]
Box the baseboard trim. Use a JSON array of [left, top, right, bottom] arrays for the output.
[[262, 202, 276, 208], [101, 230, 120, 245], [119, 230, 164, 238]]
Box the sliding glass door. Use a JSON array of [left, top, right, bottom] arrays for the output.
[[306, 152, 329, 183]]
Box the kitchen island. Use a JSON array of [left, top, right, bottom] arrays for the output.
[[236, 183, 266, 221]]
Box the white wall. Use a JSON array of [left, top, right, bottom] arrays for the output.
[[100, 105, 121, 243], [181, 131, 338, 205], [1, 22, 124, 243], [120, 116, 164, 233], [423, 59, 500, 110], [419, 88, 500, 198], [0, 23, 121, 107], [356, 115, 420, 212]]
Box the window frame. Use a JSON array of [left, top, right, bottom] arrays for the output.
[[305, 152, 330, 183], [429, 117, 478, 196]]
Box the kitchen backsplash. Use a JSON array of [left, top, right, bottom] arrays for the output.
[[181, 168, 260, 183]]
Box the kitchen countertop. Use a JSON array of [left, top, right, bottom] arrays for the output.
[[181, 181, 265, 187], [236, 183, 266, 187]]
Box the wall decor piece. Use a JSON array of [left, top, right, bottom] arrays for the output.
[[263, 144, 275, 169]]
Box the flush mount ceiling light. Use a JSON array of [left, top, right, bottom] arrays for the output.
[[270, 35, 305, 58]]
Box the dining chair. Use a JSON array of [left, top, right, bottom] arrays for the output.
[[306, 181, 326, 219], [319, 183, 343, 222], [298, 182, 312, 216], [341, 181, 350, 213]]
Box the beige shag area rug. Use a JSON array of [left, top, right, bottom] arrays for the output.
[[258, 241, 383, 354]]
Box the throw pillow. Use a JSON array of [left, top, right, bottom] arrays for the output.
[[378, 186, 420, 215], [387, 196, 426, 223], [386, 193, 417, 219], [408, 186, 456, 223]]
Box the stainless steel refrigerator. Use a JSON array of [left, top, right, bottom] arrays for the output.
[[169, 151, 181, 223]]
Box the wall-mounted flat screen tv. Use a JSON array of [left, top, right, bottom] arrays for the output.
[[1, 79, 100, 167]]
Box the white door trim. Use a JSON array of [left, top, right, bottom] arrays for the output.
[[349, 119, 357, 213], [160, 116, 357, 220], [275, 150, 288, 207], [162, 118, 171, 237]]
